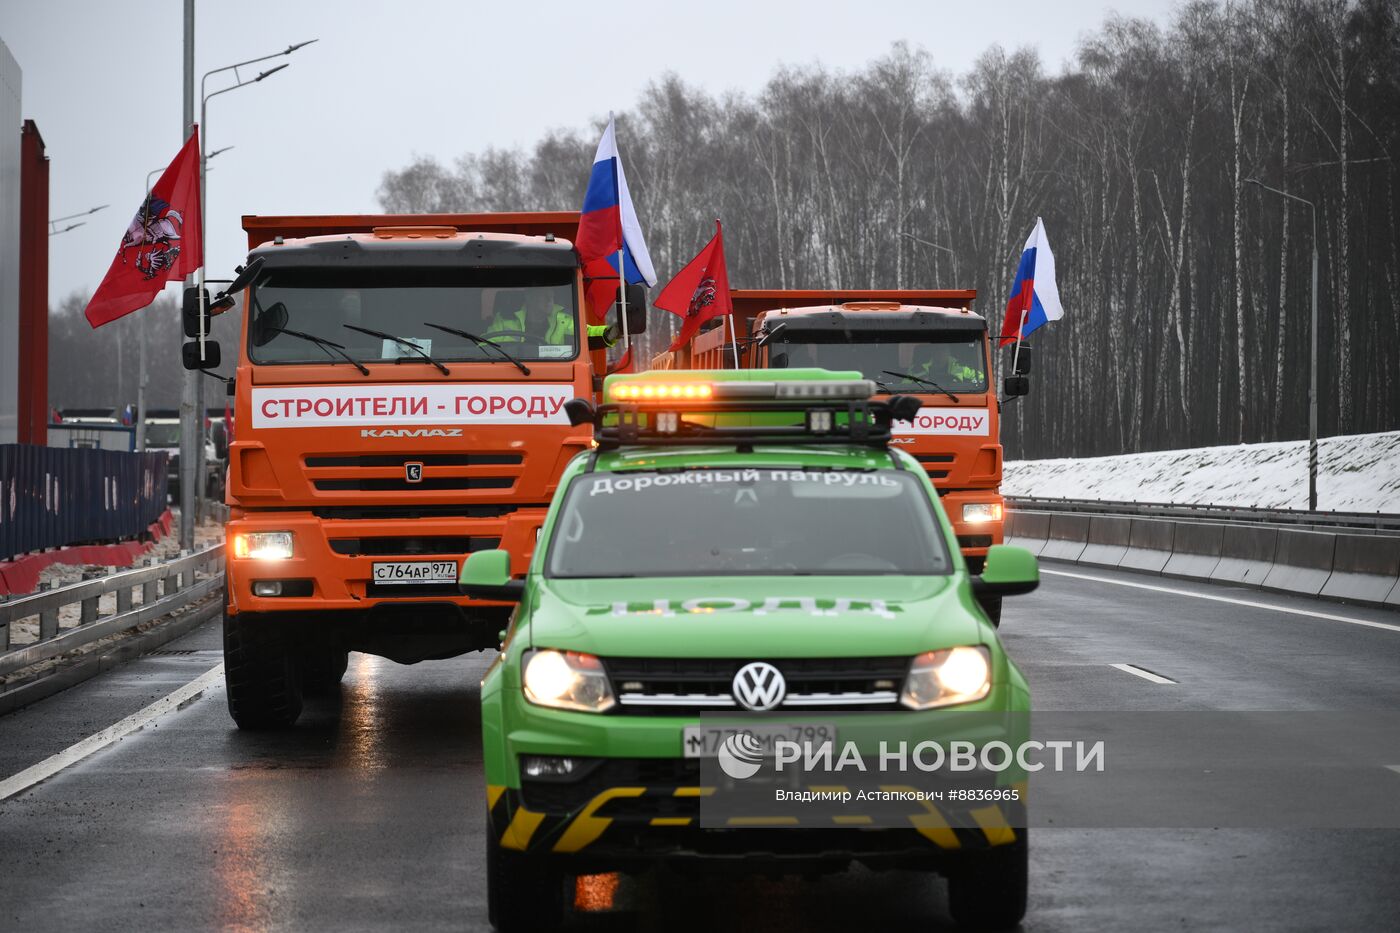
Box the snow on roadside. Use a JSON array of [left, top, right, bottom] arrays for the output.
[[1004, 431, 1400, 513]]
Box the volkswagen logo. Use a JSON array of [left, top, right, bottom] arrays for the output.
[[732, 661, 786, 711]]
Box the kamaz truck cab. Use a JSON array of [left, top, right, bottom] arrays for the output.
[[655, 290, 1019, 622], [181, 212, 643, 729]]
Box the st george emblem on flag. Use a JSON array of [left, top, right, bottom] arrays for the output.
[[999, 217, 1064, 347], [654, 220, 732, 354], [85, 128, 204, 328]]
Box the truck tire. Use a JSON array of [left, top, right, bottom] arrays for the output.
[[300, 647, 349, 697], [486, 827, 564, 932], [223, 609, 303, 729], [946, 831, 1027, 931]]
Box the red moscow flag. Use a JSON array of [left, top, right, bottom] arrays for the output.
[[85, 128, 203, 328], [655, 221, 732, 353]]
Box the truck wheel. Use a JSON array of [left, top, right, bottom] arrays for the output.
[[486, 826, 564, 932], [300, 647, 349, 697], [978, 595, 1003, 627], [946, 832, 1027, 931], [223, 609, 303, 729]]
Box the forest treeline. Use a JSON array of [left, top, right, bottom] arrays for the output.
[[378, 0, 1400, 458]]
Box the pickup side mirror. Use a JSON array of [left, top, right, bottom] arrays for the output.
[[458, 549, 525, 601], [182, 340, 221, 370], [970, 544, 1039, 600]]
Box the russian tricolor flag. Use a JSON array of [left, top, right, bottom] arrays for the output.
[[999, 217, 1064, 346], [577, 115, 656, 322]]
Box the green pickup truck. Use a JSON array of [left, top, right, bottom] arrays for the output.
[[461, 369, 1039, 931]]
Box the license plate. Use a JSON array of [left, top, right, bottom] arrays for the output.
[[682, 723, 837, 759], [371, 560, 458, 585]]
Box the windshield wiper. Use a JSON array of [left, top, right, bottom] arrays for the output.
[[343, 324, 450, 375], [272, 327, 370, 376], [882, 369, 957, 403], [422, 322, 531, 376]]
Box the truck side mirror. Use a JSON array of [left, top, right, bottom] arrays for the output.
[[1003, 375, 1029, 397], [182, 340, 221, 370], [182, 287, 211, 338], [458, 549, 525, 601], [1013, 345, 1032, 375], [623, 283, 647, 335]]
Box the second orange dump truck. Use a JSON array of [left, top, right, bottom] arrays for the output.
[[186, 212, 642, 728], [654, 289, 1019, 622]]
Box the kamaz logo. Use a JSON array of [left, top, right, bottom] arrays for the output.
[[359, 428, 464, 438]]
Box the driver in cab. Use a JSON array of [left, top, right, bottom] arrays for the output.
[[486, 288, 620, 347]]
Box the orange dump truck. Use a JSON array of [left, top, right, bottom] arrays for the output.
[[654, 289, 1017, 622], [187, 212, 641, 728]]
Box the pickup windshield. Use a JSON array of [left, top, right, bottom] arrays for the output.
[[247, 267, 578, 364], [547, 468, 951, 578], [769, 332, 987, 394]]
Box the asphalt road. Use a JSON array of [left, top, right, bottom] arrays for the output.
[[2, 563, 1399, 931]]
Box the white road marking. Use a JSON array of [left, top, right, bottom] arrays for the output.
[[1111, 663, 1178, 684], [1386, 766, 1400, 777], [1042, 568, 1400, 635], [0, 663, 224, 802]]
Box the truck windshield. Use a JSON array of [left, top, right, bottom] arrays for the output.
[[547, 468, 951, 578], [770, 332, 987, 393], [143, 423, 181, 448], [247, 267, 579, 364]]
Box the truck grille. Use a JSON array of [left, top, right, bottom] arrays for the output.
[[328, 535, 500, 556], [302, 451, 523, 495], [603, 657, 908, 714], [914, 453, 954, 480]]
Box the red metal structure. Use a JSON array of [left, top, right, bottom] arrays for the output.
[[17, 120, 48, 446]]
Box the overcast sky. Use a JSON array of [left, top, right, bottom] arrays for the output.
[[2, 0, 1177, 305]]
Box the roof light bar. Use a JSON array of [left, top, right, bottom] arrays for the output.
[[608, 379, 877, 404]]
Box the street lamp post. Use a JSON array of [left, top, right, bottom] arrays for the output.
[[186, 41, 313, 527], [898, 231, 957, 279], [1245, 178, 1320, 511]]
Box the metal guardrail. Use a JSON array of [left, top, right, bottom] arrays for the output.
[[1007, 497, 1400, 535], [0, 544, 224, 677]]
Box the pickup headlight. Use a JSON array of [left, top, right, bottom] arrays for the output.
[[962, 503, 1004, 524], [900, 646, 991, 710], [522, 649, 616, 713], [232, 531, 294, 560]]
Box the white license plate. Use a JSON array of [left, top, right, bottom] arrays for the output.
[[371, 560, 458, 585], [682, 723, 837, 759]]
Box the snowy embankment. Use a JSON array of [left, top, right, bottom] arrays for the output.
[[1004, 431, 1400, 514]]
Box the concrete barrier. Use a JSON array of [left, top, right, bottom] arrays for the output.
[[1318, 534, 1400, 605], [1078, 515, 1133, 568], [1210, 525, 1278, 587], [1162, 522, 1224, 580], [1261, 529, 1337, 596], [1007, 511, 1050, 556], [1118, 518, 1175, 574], [1040, 513, 1091, 562]]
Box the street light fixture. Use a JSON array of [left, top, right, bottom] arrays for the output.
[[898, 231, 959, 284], [48, 204, 108, 236], [182, 39, 315, 529], [1245, 177, 1320, 511]]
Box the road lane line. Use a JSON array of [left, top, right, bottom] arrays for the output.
[[1042, 568, 1400, 634], [1111, 663, 1178, 684], [1386, 766, 1400, 777], [0, 663, 224, 802]]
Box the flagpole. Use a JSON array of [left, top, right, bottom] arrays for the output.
[[727, 314, 740, 369]]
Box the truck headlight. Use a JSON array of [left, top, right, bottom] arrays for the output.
[[962, 503, 1004, 524], [232, 531, 294, 560], [900, 646, 991, 710], [522, 649, 616, 713]]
